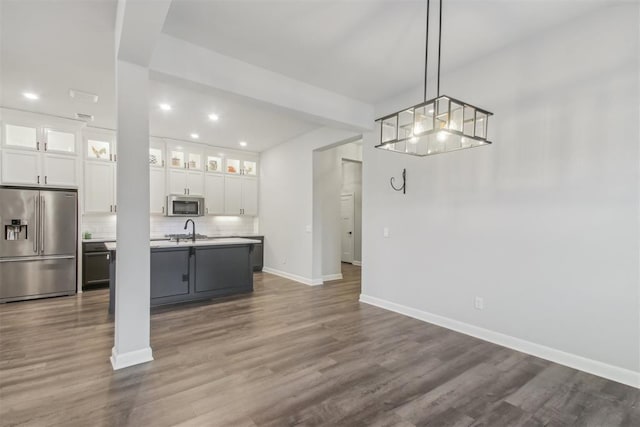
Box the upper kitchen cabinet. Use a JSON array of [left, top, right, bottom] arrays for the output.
[[3, 123, 39, 151], [43, 128, 76, 154], [205, 149, 224, 174], [84, 129, 116, 162], [224, 152, 258, 176], [84, 160, 116, 214], [224, 175, 258, 216], [167, 142, 203, 171], [149, 137, 165, 168], [1, 111, 82, 187], [1, 149, 76, 187]]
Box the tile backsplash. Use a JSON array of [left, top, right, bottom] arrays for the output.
[[82, 214, 258, 239]]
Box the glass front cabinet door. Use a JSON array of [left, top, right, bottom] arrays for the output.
[[84, 130, 116, 162], [149, 137, 165, 167]]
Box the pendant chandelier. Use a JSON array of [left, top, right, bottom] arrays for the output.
[[375, 0, 493, 156]]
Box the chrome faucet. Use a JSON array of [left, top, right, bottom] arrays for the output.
[[184, 219, 196, 242]]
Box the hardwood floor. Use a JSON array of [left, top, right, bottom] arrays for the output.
[[1, 264, 638, 426]]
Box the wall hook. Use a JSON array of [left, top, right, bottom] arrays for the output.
[[390, 168, 406, 194]]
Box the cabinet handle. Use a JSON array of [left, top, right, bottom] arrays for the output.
[[115, 205, 117, 212], [184, 162, 187, 169], [37, 141, 40, 151], [44, 142, 48, 151], [109, 154, 113, 161], [114, 154, 117, 162], [162, 206, 165, 214], [187, 188, 190, 195], [37, 175, 40, 184], [110, 205, 113, 212], [44, 176, 48, 184], [162, 160, 165, 167]]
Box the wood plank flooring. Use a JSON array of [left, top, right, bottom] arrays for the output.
[[1, 264, 638, 426]]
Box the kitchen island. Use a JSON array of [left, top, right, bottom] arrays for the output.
[[106, 238, 260, 311]]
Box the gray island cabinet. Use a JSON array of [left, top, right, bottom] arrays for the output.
[[107, 238, 260, 311]]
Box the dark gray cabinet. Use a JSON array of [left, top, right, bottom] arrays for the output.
[[150, 248, 190, 299], [108, 242, 255, 312], [195, 246, 252, 293]]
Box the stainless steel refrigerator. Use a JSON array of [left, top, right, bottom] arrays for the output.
[[0, 187, 77, 302]]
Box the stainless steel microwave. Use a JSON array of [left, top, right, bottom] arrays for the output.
[[166, 195, 205, 217]]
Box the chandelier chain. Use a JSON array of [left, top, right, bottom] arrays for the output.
[[437, 0, 443, 97], [423, 0, 430, 102]]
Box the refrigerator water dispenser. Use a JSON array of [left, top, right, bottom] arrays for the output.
[[5, 219, 28, 241]]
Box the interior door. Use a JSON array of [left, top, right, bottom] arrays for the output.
[[0, 188, 39, 258], [40, 190, 77, 256], [340, 193, 354, 263]]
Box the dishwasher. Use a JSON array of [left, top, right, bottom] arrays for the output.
[[82, 242, 111, 289]]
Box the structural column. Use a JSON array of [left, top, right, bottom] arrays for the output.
[[111, 59, 152, 369]]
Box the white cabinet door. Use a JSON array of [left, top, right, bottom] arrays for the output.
[[242, 178, 258, 216], [42, 154, 78, 187], [186, 171, 204, 196], [3, 123, 39, 150], [150, 167, 166, 214], [85, 161, 115, 213], [168, 169, 188, 195], [43, 128, 76, 155], [1, 149, 40, 185], [205, 174, 224, 215], [224, 175, 242, 215]]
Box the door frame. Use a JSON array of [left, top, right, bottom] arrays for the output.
[[340, 192, 355, 264]]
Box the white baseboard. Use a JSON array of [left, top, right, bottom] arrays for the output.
[[263, 267, 323, 286], [323, 273, 343, 281], [359, 294, 640, 389], [110, 346, 153, 370], [352, 260, 362, 266]]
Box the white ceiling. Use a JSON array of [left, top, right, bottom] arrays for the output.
[[162, 0, 610, 104], [149, 78, 319, 152], [1, 0, 612, 151]]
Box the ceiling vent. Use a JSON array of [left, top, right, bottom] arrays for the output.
[[75, 112, 94, 122], [69, 89, 98, 104]]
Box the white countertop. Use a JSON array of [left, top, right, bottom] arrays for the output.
[[104, 238, 261, 251], [83, 234, 263, 243]]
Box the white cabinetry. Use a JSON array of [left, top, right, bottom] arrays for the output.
[[1, 119, 79, 187], [204, 174, 224, 215], [224, 176, 258, 216], [84, 161, 116, 213], [150, 167, 166, 214], [168, 169, 203, 196]]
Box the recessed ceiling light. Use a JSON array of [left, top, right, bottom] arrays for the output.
[[208, 113, 219, 121], [23, 92, 39, 100], [190, 133, 199, 139], [159, 103, 172, 111], [239, 141, 247, 147]]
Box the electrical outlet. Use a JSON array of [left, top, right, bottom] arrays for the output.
[[383, 227, 390, 238], [474, 297, 484, 310]]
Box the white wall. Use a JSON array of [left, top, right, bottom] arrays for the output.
[[362, 4, 640, 386], [260, 127, 359, 284]]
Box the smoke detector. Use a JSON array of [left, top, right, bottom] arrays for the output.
[[69, 89, 98, 104]]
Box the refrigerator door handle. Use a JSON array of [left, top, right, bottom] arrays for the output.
[[40, 196, 45, 253], [33, 195, 39, 253], [0, 255, 75, 263]]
